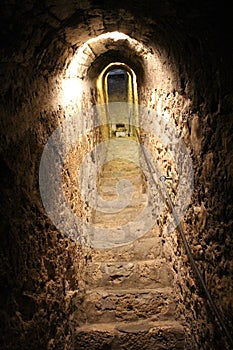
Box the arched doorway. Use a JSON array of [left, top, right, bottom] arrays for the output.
[[96, 62, 138, 139]]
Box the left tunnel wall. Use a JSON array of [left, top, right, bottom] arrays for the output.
[[0, 43, 95, 349]]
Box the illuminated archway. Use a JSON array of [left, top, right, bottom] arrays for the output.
[[61, 31, 152, 112], [96, 62, 138, 138]]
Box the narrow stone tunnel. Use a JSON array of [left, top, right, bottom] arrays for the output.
[[0, 1, 233, 349]]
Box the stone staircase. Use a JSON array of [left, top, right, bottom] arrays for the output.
[[93, 138, 146, 230], [72, 137, 185, 349]]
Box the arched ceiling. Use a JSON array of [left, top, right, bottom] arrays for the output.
[[0, 0, 232, 106]]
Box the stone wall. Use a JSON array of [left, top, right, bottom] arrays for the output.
[[138, 24, 233, 348], [0, 65, 86, 350], [0, 1, 232, 349]]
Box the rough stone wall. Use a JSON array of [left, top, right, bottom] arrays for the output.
[[0, 50, 94, 350], [0, 7, 120, 349], [0, 1, 232, 349], [138, 18, 233, 348]]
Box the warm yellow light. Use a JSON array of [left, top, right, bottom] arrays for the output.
[[62, 78, 82, 106], [94, 31, 129, 41], [62, 31, 148, 109], [97, 62, 136, 85], [73, 32, 148, 69], [96, 62, 138, 105], [61, 46, 85, 107]]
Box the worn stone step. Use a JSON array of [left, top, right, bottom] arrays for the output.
[[74, 319, 185, 350], [105, 146, 140, 157], [99, 163, 143, 173], [98, 171, 144, 182], [89, 229, 163, 262], [73, 287, 176, 324], [93, 205, 147, 226], [97, 182, 145, 197], [94, 194, 146, 204], [87, 223, 160, 249], [93, 193, 147, 209], [93, 193, 147, 207], [85, 259, 174, 289]]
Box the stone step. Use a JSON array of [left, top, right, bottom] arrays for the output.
[[87, 226, 159, 249], [74, 319, 185, 350], [73, 287, 176, 324], [94, 192, 147, 205], [89, 229, 163, 262], [99, 158, 141, 174], [85, 259, 174, 289], [94, 191, 147, 203], [93, 206, 147, 226], [98, 170, 144, 180], [106, 146, 140, 156], [97, 181, 145, 196]]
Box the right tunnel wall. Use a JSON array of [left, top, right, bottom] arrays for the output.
[[138, 5, 233, 348]]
